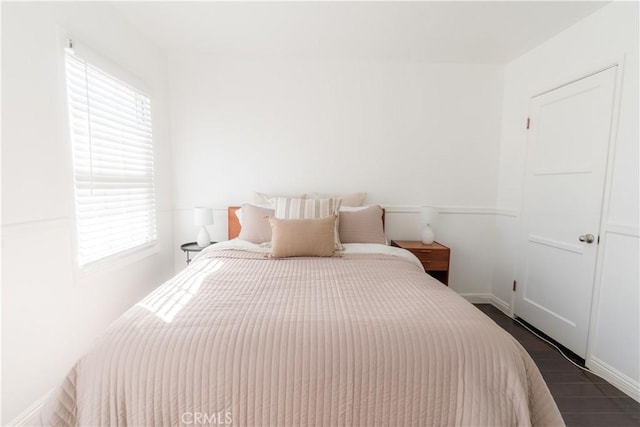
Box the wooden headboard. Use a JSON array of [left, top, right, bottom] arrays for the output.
[[228, 206, 242, 239], [228, 206, 385, 240]]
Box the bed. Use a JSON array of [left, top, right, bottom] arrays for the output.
[[39, 206, 563, 426]]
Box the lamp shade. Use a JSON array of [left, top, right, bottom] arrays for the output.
[[420, 206, 438, 225], [193, 207, 213, 226]]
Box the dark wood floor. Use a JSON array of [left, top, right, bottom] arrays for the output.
[[475, 304, 640, 427]]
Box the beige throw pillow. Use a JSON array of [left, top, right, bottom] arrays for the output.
[[273, 197, 343, 250], [339, 205, 386, 244], [269, 216, 336, 258]]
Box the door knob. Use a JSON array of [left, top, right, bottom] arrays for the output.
[[579, 234, 595, 244]]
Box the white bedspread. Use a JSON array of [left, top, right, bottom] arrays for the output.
[[39, 242, 563, 426]]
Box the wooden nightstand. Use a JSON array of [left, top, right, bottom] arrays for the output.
[[391, 240, 450, 285]]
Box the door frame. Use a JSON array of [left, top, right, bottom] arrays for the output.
[[514, 55, 626, 369]]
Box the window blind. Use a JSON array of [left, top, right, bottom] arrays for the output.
[[65, 44, 157, 267]]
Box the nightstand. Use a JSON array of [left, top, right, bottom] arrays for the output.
[[391, 240, 450, 285], [180, 242, 216, 264]]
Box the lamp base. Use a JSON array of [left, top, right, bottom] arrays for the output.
[[197, 226, 211, 247], [421, 225, 434, 245]]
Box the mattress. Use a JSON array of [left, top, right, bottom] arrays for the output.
[[39, 241, 563, 426]]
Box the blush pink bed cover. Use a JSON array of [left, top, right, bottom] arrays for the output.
[[39, 246, 564, 426]]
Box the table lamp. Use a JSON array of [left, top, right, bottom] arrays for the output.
[[194, 207, 213, 247], [420, 206, 438, 244]]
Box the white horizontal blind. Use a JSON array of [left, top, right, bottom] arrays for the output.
[[65, 44, 157, 266]]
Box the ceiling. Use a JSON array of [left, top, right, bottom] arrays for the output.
[[115, 1, 609, 63]]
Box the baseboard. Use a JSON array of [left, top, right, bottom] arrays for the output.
[[459, 293, 492, 304], [8, 391, 50, 426], [588, 356, 640, 402], [487, 294, 513, 317], [460, 293, 513, 317]]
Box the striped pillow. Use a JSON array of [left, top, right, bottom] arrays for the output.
[[274, 198, 342, 249]]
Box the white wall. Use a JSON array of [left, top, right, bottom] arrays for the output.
[[5, 1, 634, 420], [493, 2, 639, 397], [1, 3, 174, 423], [168, 55, 505, 296]]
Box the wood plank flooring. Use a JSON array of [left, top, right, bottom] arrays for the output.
[[475, 304, 640, 427]]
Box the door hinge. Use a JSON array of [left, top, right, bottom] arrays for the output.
[[513, 280, 517, 291], [526, 118, 531, 129]]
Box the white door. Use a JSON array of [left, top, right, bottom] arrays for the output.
[[515, 67, 617, 358]]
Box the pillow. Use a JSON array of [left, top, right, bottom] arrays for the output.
[[235, 203, 273, 225], [273, 197, 342, 249], [312, 192, 366, 207], [253, 192, 306, 206], [237, 204, 274, 244], [339, 206, 369, 212], [338, 205, 386, 244], [269, 216, 336, 258], [273, 197, 339, 218]]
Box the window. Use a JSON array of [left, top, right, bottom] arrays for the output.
[[65, 41, 157, 267]]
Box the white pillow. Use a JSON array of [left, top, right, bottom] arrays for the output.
[[253, 192, 306, 206], [339, 205, 369, 212], [312, 192, 366, 207]]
